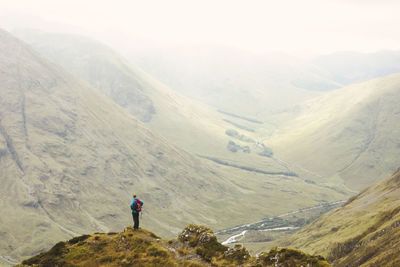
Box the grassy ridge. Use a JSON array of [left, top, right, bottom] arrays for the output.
[[17, 225, 330, 267], [281, 169, 400, 266]]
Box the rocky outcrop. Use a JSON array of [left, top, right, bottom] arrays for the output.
[[259, 247, 330, 267]]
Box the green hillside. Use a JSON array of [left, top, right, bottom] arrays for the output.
[[0, 29, 344, 263], [17, 224, 330, 267], [281, 168, 400, 266], [269, 73, 400, 191]]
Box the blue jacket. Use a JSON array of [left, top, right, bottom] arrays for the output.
[[130, 197, 143, 214]]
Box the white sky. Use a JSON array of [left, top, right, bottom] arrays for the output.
[[1, 0, 400, 55]]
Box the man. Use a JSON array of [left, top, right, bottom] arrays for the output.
[[130, 194, 143, 230]]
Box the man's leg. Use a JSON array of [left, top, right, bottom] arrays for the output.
[[133, 213, 139, 229], [132, 213, 136, 228]]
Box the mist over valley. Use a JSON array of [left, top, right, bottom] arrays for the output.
[[1, 1, 400, 266]]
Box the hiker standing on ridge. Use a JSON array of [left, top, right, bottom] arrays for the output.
[[130, 194, 143, 230]]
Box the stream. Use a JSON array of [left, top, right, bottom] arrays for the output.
[[219, 200, 346, 245]]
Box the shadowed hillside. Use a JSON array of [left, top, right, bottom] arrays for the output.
[[17, 224, 330, 267], [281, 168, 400, 267]]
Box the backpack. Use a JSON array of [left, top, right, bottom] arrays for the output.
[[132, 199, 142, 212]]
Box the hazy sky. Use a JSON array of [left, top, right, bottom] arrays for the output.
[[1, 0, 400, 55]]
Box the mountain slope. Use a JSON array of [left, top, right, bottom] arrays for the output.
[[281, 169, 400, 267], [269, 73, 400, 190], [0, 29, 344, 263]]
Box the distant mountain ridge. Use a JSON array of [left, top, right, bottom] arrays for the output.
[[313, 50, 400, 85], [124, 44, 340, 118]]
